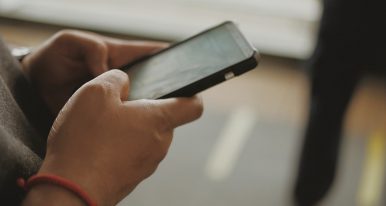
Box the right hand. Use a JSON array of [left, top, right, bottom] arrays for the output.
[[30, 69, 203, 206]]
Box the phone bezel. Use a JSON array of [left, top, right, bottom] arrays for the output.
[[120, 21, 260, 99]]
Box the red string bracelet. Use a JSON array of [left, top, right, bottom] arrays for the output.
[[17, 174, 97, 206]]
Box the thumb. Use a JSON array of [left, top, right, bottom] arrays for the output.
[[144, 96, 203, 129], [91, 69, 130, 101]]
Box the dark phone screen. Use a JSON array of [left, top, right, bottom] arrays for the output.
[[126, 24, 253, 100]]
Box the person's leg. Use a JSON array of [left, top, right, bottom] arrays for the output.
[[293, 0, 364, 204], [294, 61, 361, 206]]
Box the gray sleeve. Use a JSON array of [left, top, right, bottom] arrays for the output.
[[0, 37, 46, 205], [0, 37, 54, 139], [0, 127, 42, 205]]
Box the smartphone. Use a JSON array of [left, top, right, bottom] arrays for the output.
[[121, 21, 260, 100]]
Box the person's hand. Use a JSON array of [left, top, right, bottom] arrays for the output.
[[22, 70, 203, 206], [21, 30, 167, 115]]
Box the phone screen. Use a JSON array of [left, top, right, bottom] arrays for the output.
[[126, 23, 254, 100]]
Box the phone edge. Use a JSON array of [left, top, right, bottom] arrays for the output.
[[158, 51, 259, 99]]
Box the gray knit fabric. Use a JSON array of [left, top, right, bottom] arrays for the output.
[[0, 37, 53, 205]]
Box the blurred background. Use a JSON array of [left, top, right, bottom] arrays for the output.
[[0, 0, 385, 205]]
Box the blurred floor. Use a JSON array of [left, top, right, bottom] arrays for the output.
[[1, 18, 385, 206]]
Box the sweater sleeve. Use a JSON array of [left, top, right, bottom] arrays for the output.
[[0, 127, 42, 205], [0, 37, 54, 140], [0, 37, 48, 205]]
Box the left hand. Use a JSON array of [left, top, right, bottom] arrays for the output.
[[22, 30, 167, 115]]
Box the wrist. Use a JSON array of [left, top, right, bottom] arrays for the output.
[[22, 183, 86, 206], [19, 172, 100, 206], [38, 159, 111, 206]]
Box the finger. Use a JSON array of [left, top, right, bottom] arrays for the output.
[[84, 41, 109, 76], [79, 37, 109, 76], [91, 69, 130, 101], [105, 39, 169, 68], [58, 30, 109, 76], [145, 96, 203, 129]]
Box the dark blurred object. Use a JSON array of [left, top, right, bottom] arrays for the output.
[[294, 0, 386, 205]]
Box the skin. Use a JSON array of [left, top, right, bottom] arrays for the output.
[[20, 31, 203, 206], [21, 30, 169, 115]]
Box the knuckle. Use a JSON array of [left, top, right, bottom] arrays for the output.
[[158, 113, 173, 131], [52, 30, 77, 43], [52, 30, 108, 54], [79, 81, 110, 98], [153, 152, 167, 164], [147, 101, 173, 132], [192, 98, 204, 119], [141, 165, 158, 179], [150, 146, 167, 165], [109, 69, 128, 82], [158, 142, 170, 161], [151, 130, 172, 161], [141, 123, 172, 162], [90, 39, 108, 53], [83, 82, 105, 93]]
